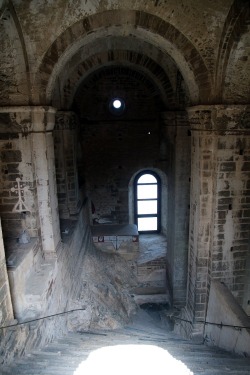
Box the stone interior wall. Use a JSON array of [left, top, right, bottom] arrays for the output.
[[0, 114, 38, 239], [77, 68, 165, 225], [81, 119, 160, 224], [212, 133, 250, 304], [0, 108, 61, 256], [177, 106, 250, 340], [0, 0, 249, 353]]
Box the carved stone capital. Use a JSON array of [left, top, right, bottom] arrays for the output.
[[55, 111, 78, 130], [187, 105, 250, 134], [0, 106, 57, 134]]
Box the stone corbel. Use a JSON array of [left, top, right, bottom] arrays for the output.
[[31, 106, 57, 132]]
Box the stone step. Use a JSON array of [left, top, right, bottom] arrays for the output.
[[1, 310, 250, 375]]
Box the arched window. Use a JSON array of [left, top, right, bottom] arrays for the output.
[[134, 171, 161, 233]]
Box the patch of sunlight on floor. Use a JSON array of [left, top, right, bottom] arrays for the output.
[[73, 344, 193, 375]]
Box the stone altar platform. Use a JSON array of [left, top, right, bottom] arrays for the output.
[[91, 224, 139, 260]]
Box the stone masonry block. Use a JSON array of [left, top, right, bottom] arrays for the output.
[[1, 150, 21, 162]]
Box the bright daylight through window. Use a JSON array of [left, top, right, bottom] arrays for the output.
[[135, 172, 160, 232], [113, 99, 122, 109], [109, 98, 125, 115]]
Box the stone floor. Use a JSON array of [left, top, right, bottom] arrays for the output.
[[138, 233, 167, 264], [1, 308, 250, 375]]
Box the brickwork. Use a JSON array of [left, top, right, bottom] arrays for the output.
[[60, 50, 177, 110], [0, 7, 30, 106], [74, 66, 165, 121], [216, 0, 250, 102], [38, 9, 211, 105], [0, 112, 38, 239], [185, 105, 250, 337], [0, 107, 60, 256], [79, 68, 163, 225]]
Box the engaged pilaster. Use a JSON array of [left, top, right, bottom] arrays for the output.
[[54, 111, 80, 218], [161, 111, 191, 308], [185, 104, 250, 337]]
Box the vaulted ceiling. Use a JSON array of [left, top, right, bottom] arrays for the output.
[[0, 0, 249, 109]]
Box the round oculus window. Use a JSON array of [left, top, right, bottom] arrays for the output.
[[113, 99, 122, 109], [109, 98, 125, 115]]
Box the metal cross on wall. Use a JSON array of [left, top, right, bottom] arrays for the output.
[[11, 177, 30, 212]]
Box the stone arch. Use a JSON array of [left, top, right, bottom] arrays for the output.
[[0, 1, 31, 106], [215, 0, 250, 102], [37, 10, 212, 105], [55, 50, 178, 110]]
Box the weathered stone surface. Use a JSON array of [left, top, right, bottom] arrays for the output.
[[0, 0, 250, 364]]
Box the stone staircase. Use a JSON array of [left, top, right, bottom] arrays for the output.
[[1, 308, 250, 375], [132, 234, 170, 305]]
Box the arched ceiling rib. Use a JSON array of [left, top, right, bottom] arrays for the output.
[[0, 0, 30, 105], [38, 10, 212, 106], [52, 45, 185, 110], [0, 2, 249, 107], [219, 0, 250, 103]]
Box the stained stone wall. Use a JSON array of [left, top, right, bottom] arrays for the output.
[[0, 111, 38, 239], [0, 0, 249, 354], [0, 107, 60, 256], [178, 105, 250, 338]]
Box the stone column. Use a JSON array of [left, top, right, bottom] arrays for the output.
[[161, 111, 191, 308], [0, 106, 60, 257], [54, 111, 80, 218], [31, 107, 60, 256], [0, 218, 14, 327], [185, 104, 250, 338]]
